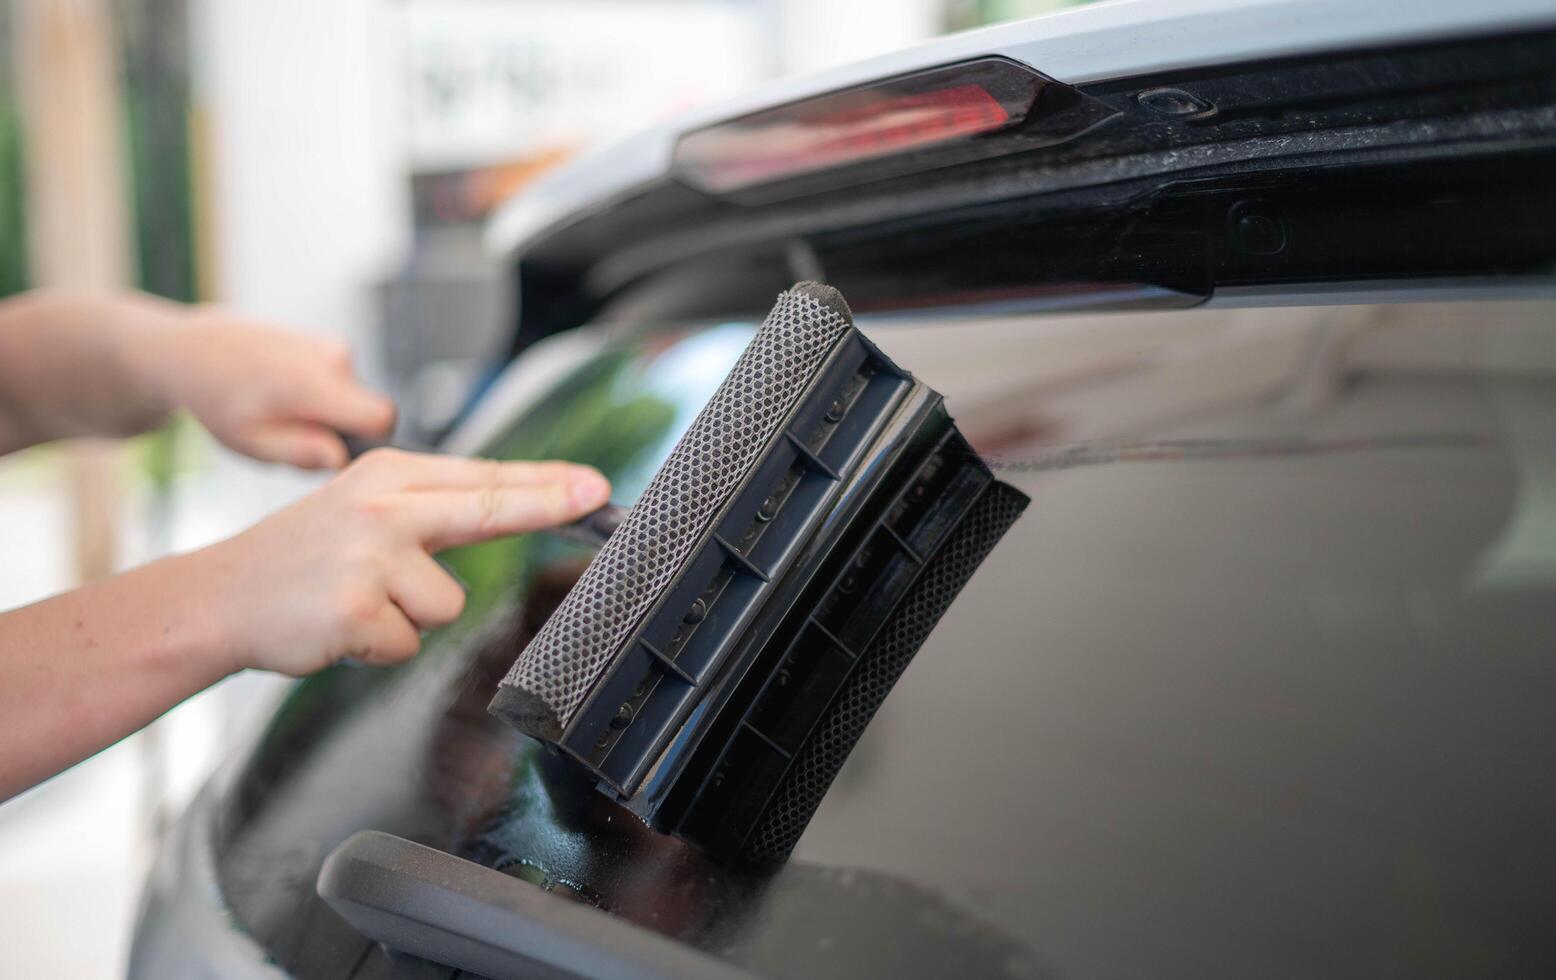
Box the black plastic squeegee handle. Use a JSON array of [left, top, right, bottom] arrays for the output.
[[317, 830, 750, 980]]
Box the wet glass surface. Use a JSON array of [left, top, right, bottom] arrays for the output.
[[215, 302, 1556, 979]]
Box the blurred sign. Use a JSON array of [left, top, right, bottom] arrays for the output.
[[402, 0, 767, 172]]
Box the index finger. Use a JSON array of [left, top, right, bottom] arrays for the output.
[[352, 450, 597, 492], [402, 475, 612, 551]]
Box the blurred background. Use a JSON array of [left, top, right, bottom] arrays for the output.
[[0, 0, 1102, 975]]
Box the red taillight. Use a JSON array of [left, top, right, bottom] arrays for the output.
[[675, 59, 1044, 195]]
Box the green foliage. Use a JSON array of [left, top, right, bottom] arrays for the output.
[[946, 0, 1099, 31], [117, 0, 199, 486], [126, 412, 204, 491], [117, 0, 197, 305], [0, 98, 27, 299], [0, 2, 28, 299]]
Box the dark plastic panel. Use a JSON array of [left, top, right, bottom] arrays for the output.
[[318, 831, 750, 980]]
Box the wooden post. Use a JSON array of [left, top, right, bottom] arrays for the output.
[[13, 0, 134, 584]]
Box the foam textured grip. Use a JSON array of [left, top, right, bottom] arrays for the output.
[[491, 283, 855, 741]]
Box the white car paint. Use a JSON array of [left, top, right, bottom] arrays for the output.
[[486, 0, 1556, 259]]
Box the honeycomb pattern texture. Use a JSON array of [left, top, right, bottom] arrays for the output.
[[491, 283, 854, 741], [742, 482, 1029, 863]]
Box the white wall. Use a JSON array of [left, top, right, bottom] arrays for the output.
[[191, 0, 410, 368], [777, 0, 943, 74]]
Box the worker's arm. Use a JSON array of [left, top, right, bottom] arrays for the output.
[[0, 450, 611, 802], [0, 288, 393, 465]]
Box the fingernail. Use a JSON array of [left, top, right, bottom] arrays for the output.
[[570, 470, 610, 509]]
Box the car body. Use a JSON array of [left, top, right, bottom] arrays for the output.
[[132, 1, 1556, 977]]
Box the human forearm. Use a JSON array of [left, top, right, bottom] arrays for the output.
[[0, 289, 181, 454], [0, 451, 610, 802], [0, 549, 234, 802]]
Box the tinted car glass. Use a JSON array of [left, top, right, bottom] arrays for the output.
[[215, 301, 1556, 979]]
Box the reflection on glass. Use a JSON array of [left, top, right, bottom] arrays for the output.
[[440, 324, 751, 625]]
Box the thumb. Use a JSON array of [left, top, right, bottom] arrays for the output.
[[291, 370, 396, 438], [228, 421, 349, 470]]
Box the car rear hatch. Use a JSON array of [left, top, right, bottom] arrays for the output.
[[494, 4, 1556, 351]]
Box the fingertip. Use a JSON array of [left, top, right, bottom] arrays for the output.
[[344, 389, 396, 438], [331, 395, 395, 443], [303, 433, 350, 470], [568, 467, 611, 511], [369, 394, 397, 435], [324, 443, 351, 471], [234, 424, 347, 470]]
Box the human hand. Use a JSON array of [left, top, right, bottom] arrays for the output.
[[191, 449, 611, 676], [130, 303, 395, 469]]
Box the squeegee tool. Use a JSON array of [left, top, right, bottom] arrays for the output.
[[490, 282, 1027, 863]]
